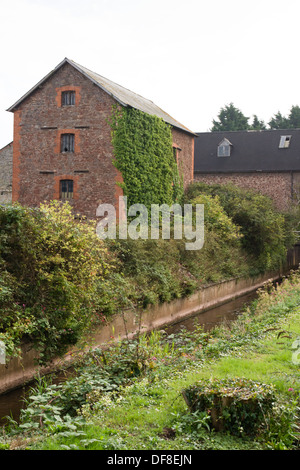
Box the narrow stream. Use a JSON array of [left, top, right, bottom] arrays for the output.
[[0, 288, 259, 426], [167, 290, 258, 334]]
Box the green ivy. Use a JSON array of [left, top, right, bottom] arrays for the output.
[[109, 106, 183, 210], [182, 377, 276, 436]]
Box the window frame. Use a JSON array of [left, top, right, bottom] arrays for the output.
[[217, 139, 232, 157], [279, 135, 291, 149], [61, 90, 76, 106], [60, 133, 75, 153], [60, 179, 74, 200]]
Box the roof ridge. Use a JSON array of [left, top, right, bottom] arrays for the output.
[[7, 58, 195, 135], [67, 58, 156, 105]]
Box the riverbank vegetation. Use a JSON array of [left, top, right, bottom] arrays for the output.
[[1, 268, 299, 450], [0, 183, 299, 364]]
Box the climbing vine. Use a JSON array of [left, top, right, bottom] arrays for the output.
[[109, 106, 183, 211]]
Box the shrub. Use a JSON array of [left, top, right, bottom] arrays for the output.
[[0, 202, 110, 363], [186, 182, 290, 271], [182, 377, 275, 436]]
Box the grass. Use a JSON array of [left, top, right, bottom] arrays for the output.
[[2, 272, 300, 451]]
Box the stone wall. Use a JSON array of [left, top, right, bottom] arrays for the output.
[[172, 127, 194, 189], [0, 142, 13, 204], [194, 171, 296, 211]]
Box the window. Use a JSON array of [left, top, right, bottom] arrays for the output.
[[172, 144, 181, 163], [61, 90, 75, 106], [61, 133, 75, 153], [279, 135, 291, 149], [217, 138, 232, 157], [60, 180, 73, 200], [173, 147, 177, 161]]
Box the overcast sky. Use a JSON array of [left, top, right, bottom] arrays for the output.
[[1, 0, 300, 148]]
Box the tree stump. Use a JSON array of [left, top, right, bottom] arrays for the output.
[[182, 377, 275, 436]]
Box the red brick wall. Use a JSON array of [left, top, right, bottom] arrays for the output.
[[172, 128, 194, 189], [194, 172, 296, 211], [12, 62, 123, 219], [12, 110, 21, 203]]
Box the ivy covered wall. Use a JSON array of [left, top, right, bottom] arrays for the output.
[[109, 106, 184, 210]]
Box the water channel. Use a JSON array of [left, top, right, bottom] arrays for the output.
[[0, 287, 260, 426]]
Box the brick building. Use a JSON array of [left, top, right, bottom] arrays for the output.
[[194, 129, 300, 211], [7, 58, 195, 219], [0, 142, 13, 204]]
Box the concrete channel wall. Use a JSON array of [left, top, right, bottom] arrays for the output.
[[1, 264, 293, 396]]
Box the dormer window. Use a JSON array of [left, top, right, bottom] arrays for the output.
[[279, 135, 291, 149], [61, 90, 75, 106], [217, 138, 232, 157]]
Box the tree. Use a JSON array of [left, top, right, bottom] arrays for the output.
[[268, 111, 290, 129], [211, 103, 250, 131], [250, 115, 267, 130], [287, 105, 300, 129]]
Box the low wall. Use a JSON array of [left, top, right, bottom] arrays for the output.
[[0, 268, 285, 396]]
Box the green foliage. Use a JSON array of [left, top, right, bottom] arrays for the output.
[[186, 182, 291, 271], [268, 111, 290, 130], [189, 193, 241, 243], [182, 377, 275, 436], [0, 181, 295, 365], [211, 103, 300, 131], [250, 115, 267, 130], [106, 237, 197, 307], [211, 103, 250, 131], [0, 202, 110, 363], [268, 105, 300, 129], [109, 106, 183, 210], [3, 272, 300, 450]]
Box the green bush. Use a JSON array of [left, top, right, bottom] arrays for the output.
[[182, 377, 276, 436], [186, 182, 290, 271], [0, 202, 110, 363], [106, 237, 197, 307]]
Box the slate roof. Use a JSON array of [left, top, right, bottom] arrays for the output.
[[194, 129, 300, 173], [7, 58, 195, 135]]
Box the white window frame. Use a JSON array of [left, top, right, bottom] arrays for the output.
[[217, 138, 232, 157], [279, 135, 291, 149]]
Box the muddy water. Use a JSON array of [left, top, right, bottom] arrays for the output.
[[0, 386, 28, 426], [0, 290, 258, 425], [166, 290, 258, 334]]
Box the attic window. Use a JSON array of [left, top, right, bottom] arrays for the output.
[[279, 135, 291, 149], [217, 138, 232, 157], [61, 91, 75, 106]]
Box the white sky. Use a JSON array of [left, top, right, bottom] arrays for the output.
[[1, 0, 300, 148]]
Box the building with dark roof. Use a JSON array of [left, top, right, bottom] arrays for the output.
[[6, 58, 195, 218], [194, 129, 300, 210]]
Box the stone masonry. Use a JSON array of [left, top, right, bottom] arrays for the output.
[[194, 172, 297, 211], [0, 142, 13, 204]]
